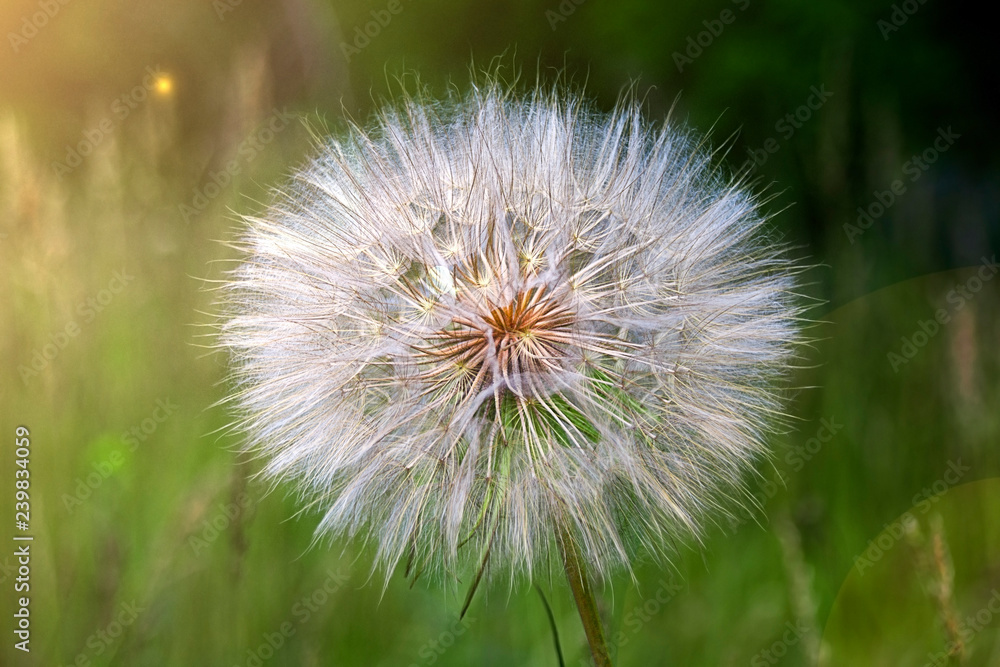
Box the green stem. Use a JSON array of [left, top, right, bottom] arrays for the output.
[[556, 523, 613, 667], [535, 584, 565, 667]]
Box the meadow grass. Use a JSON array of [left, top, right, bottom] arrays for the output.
[[1, 87, 998, 667]]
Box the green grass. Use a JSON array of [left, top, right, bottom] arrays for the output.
[[1, 84, 998, 667]]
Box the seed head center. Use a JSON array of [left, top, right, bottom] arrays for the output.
[[481, 287, 573, 369], [419, 286, 575, 393]]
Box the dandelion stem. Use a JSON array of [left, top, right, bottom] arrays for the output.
[[535, 584, 565, 667], [556, 523, 613, 667]]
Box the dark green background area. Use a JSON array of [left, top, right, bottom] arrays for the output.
[[1, 0, 997, 665]]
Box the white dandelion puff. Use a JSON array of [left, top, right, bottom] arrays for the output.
[[219, 79, 806, 592]]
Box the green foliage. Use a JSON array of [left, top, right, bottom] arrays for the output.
[[1, 0, 997, 664]]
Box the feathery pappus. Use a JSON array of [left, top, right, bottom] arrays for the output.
[[220, 78, 805, 586]]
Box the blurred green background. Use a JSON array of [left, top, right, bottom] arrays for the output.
[[1, 0, 998, 665]]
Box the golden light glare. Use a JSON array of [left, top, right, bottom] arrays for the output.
[[154, 76, 173, 95]]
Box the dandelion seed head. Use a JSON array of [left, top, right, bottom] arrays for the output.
[[221, 78, 805, 584]]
